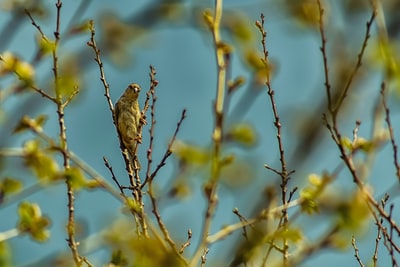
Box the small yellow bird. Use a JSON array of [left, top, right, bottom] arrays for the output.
[[114, 83, 141, 157]]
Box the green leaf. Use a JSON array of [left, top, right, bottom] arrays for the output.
[[300, 189, 319, 214], [0, 242, 12, 267], [0, 177, 22, 197], [224, 11, 254, 43], [171, 140, 210, 166], [13, 115, 47, 134], [275, 226, 303, 243], [353, 137, 373, 152], [125, 197, 141, 213], [337, 190, 370, 231], [17, 202, 51, 242], [300, 173, 333, 214], [23, 140, 60, 183], [228, 76, 246, 93], [37, 36, 56, 55], [0, 52, 35, 85], [56, 57, 81, 102], [340, 136, 352, 151], [202, 9, 214, 30], [226, 123, 257, 147], [64, 167, 87, 190]]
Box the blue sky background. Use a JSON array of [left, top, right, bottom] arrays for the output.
[[1, 0, 399, 266]]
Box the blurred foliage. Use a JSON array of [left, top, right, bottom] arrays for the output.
[[0, 177, 22, 203], [22, 139, 61, 184], [64, 167, 88, 190], [0, 51, 35, 86], [17, 201, 51, 242], [0, 241, 12, 267], [0, 0, 399, 266], [283, 0, 325, 28], [103, 219, 184, 267], [225, 122, 257, 147], [13, 115, 47, 134]]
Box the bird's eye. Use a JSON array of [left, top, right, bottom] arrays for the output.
[[129, 84, 140, 93]]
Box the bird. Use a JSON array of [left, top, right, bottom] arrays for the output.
[[114, 83, 142, 158]]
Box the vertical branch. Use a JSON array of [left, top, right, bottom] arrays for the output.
[[53, 1, 61, 101], [190, 0, 227, 266], [212, 0, 226, 154], [316, 0, 333, 116], [351, 236, 365, 267], [380, 83, 400, 181], [144, 66, 157, 185], [51, 0, 81, 265], [25, 5, 81, 264], [256, 13, 290, 265]]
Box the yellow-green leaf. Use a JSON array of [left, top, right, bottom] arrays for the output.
[[353, 137, 373, 152], [300, 188, 319, 214], [55, 57, 81, 101], [64, 167, 87, 190], [337, 190, 370, 231], [37, 36, 56, 55], [228, 76, 246, 94], [68, 20, 92, 35], [14, 115, 47, 134], [0, 177, 22, 195], [23, 140, 60, 183], [226, 123, 257, 147], [17, 202, 51, 242], [308, 173, 322, 187], [202, 9, 214, 30], [171, 140, 210, 166], [340, 136, 352, 151], [0, 51, 35, 85], [223, 11, 254, 43], [284, 0, 327, 28], [0, 51, 18, 73], [125, 197, 141, 213], [0, 241, 12, 267], [300, 172, 333, 214], [277, 227, 303, 243]]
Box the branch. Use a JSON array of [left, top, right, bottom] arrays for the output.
[[142, 109, 187, 188], [256, 12, 291, 264], [380, 83, 400, 181]]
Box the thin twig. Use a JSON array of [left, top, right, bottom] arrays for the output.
[[179, 229, 192, 254], [200, 248, 209, 267], [333, 10, 376, 114], [189, 2, 227, 265], [147, 183, 186, 263], [207, 198, 302, 244], [315, 0, 333, 115], [232, 208, 252, 239], [380, 83, 400, 181], [352, 236, 365, 267], [103, 156, 124, 194], [24, 9, 47, 40], [142, 109, 187, 188], [372, 195, 388, 267], [256, 12, 291, 264], [144, 108, 187, 261]]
